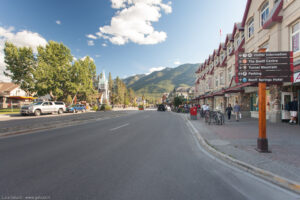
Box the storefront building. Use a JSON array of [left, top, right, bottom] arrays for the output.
[[194, 0, 300, 123]]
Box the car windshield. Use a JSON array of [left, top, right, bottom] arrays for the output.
[[33, 102, 43, 105]]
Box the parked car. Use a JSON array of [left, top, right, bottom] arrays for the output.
[[20, 101, 66, 116], [157, 104, 166, 111], [67, 104, 86, 113], [166, 105, 171, 111]]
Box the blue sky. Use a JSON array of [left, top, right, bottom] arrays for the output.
[[0, 0, 247, 80]]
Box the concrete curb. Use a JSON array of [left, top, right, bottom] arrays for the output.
[[184, 114, 300, 194]]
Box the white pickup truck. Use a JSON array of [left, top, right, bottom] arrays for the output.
[[20, 101, 66, 116]]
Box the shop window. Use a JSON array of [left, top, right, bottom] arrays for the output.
[[291, 22, 300, 53], [248, 18, 254, 38], [261, 1, 269, 26]]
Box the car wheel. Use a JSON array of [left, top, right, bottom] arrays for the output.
[[58, 108, 63, 114], [34, 110, 41, 116]]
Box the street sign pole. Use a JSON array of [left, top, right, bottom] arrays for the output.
[[257, 82, 269, 152]]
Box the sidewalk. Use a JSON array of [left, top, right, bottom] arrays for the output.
[[185, 113, 300, 184]]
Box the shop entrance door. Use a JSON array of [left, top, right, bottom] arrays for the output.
[[281, 92, 293, 121]]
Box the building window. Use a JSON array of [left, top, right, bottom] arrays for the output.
[[228, 45, 232, 54], [208, 78, 213, 89], [235, 33, 240, 48], [215, 76, 218, 88], [228, 67, 232, 82], [248, 18, 254, 38], [220, 72, 224, 85], [261, 1, 269, 26], [291, 22, 300, 53]]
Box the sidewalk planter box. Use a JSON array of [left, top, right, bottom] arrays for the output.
[[138, 105, 144, 110]]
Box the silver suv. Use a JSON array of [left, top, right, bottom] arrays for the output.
[[20, 101, 66, 116]]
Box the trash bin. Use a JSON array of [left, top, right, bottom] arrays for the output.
[[190, 107, 197, 120]]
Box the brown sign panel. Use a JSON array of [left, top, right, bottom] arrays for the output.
[[238, 77, 291, 83], [237, 52, 293, 83]]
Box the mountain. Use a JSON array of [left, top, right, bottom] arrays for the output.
[[123, 63, 199, 97], [123, 74, 146, 86]]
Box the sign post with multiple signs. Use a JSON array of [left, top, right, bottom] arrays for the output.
[[237, 52, 294, 152]]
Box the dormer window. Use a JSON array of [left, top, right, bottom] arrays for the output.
[[261, 1, 269, 26], [228, 45, 232, 54], [248, 18, 254, 38]]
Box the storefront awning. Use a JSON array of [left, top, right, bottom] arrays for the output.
[[8, 96, 37, 100]]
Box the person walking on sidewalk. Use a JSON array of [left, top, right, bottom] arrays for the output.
[[289, 97, 298, 124], [233, 101, 241, 122], [225, 104, 233, 120]]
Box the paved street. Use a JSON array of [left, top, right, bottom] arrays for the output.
[[0, 111, 298, 200], [0, 111, 136, 137]]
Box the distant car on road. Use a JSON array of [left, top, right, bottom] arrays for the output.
[[157, 104, 166, 111], [20, 101, 66, 116], [166, 105, 171, 111], [67, 104, 86, 113]]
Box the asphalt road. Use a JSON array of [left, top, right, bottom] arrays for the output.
[[0, 111, 298, 200], [0, 111, 134, 136]]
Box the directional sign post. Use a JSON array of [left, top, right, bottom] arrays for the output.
[[237, 52, 294, 152]]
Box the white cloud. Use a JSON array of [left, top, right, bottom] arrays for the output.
[[95, 54, 101, 58], [0, 26, 47, 82], [146, 66, 165, 75], [87, 40, 95, 46], [86, 34, 97, 39], [56, 20, 61, 25], [174, 60, 181, 65], [94, 0, 172, 45], [102, 43, 107, 47]]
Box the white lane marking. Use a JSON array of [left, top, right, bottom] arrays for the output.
[[110, 123, 129, 131]]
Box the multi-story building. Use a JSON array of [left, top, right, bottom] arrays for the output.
[[195, 0, 300, 122]]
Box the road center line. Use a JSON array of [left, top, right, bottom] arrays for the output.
[[110, 123, 129, 131]]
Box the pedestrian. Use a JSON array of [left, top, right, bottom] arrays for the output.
[[233, 101, 241, 121], [289, 97, 298, 124], [225, 104, 233, 120]]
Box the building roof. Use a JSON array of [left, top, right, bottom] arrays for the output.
[[0, 82, 19, 93]]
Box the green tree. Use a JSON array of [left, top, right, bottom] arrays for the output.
[[4, 42, 36, 95], [128, 88, 135, 105], [108, 72, 114, 104], [70, 56, 96, 102], [65, 95, 73, 105], [35, 41, 73, 100], [174, 96, 184, 107]]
